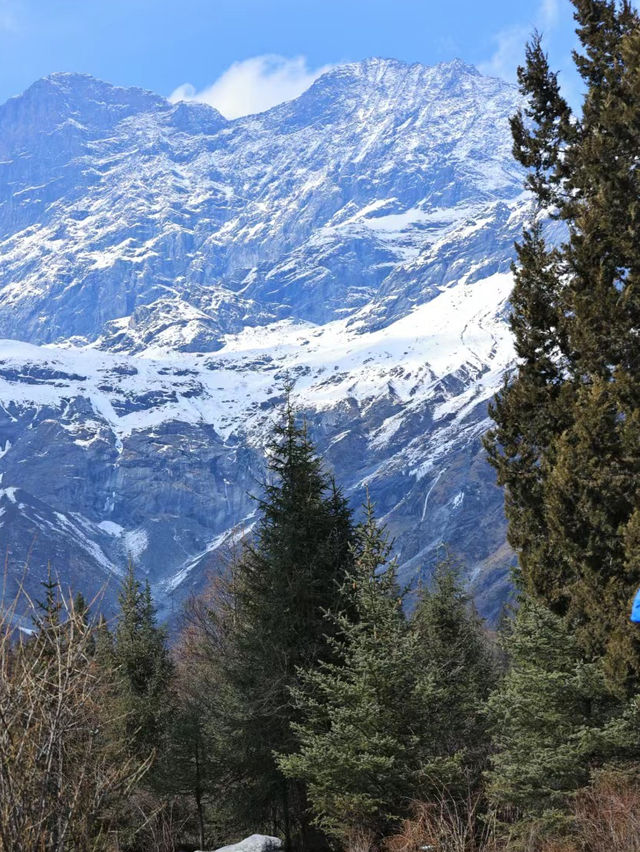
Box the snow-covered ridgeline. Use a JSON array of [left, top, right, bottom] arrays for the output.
[[0, 58, 524, 618], [0, 271, 513, 442]]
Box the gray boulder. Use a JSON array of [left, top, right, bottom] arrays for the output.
[[198, 834, 283, 852]]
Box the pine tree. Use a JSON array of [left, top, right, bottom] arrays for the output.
[[486, 599, 616, 836], [483, 31, 575, 612], [112, 564, 173, 762], [485, 0, 640, 690], [70, 591, 96, 656], [33, 566, 63, 643], [279, 502, 420, 846], [26, 571, 67, 849], [484, 219, 573, 608], [93, 613, 114, 668], [173, 572, 249, 846], [160, 677, 212, 851], [544, 378, 640, 690], [411, 556, 497, 799], [219, 397, 356, 849]]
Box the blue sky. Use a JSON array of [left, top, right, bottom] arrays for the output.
[[0, 0, 590, 116]]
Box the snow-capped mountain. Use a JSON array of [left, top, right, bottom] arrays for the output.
[[0, 58, 525, 619]]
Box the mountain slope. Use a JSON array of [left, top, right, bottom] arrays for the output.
[[0, 59, 524, 618]]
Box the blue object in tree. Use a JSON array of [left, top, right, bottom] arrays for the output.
[[631, 587, 640, 623]]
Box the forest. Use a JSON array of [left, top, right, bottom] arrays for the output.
[[2, 1, 640, 850]]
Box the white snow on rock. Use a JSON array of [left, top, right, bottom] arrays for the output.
[[199, 834, 283, 852], [0, 271, 514, 444], [0, 58, 527, 618]]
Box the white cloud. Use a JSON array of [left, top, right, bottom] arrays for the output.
[[478, 24, 530, 82], [0, 0, 19, 32], [479, 0, 561, 82], [169, 55, 335, 119], [540, 0, 560, 28]]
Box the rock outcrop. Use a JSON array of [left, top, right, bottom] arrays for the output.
[[0, 59, 527, 619]]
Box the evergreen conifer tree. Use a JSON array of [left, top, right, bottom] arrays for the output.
[[93, 613, 114, 667], [485, 219, 572, 608], [486, 599, 616, 835], [279, 502, 420, 846], [220, 396, 356, 849], [70, 591, 96, 656], [174, 572, 249, 846], [33, 566, 63, 643], [411, 557, 497, 799], [161, 685, 212, 850], [485, 0, 640, 690], [112, 563, 173, 761]]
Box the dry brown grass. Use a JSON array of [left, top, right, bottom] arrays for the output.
[[376, 772, 640, 852], [344, 827, 379, 852], [507, 773, 640, 852], [384, 796, 499, 852], [571, 771, 640, 852]]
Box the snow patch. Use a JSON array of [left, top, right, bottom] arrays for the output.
[[123, 528, 148, 562], [98, 520, 124, 536]]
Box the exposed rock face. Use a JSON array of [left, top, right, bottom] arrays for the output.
[[0, 59, 525, 620]]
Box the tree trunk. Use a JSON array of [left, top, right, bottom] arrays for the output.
[[195, 735, 206, 851]]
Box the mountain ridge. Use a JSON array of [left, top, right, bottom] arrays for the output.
[[0, 58, 524, 619]]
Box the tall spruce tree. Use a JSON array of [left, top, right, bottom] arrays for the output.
[[161, 680, 212, 851], [111, 564, 173, 762], [220, 397, 356, 850], [411, 557, 498, 799], [486, 599, 616, 836], [485, 0, 640, 691], [485, 218, 573, 609], [279, 502, 420, 846], [280, 520, 498, 846], [33, 566, 63, 644], [172, 572, 251, 847]]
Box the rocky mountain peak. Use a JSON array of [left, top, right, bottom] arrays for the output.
[[2, 71, 166, 126], [279, 56, 500, 126], [0, 59, 524, 621]]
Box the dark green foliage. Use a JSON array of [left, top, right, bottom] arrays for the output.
[[71, 591, 97, 656], [544, 378, 640, 691], [216, 398, 356, 847], [173, 576, 254, 848], [160, 676, 213, 851], [412, 556, 498, 798], [111, 563, 173, 761], [34, 566, 63, 637], [279, 502, 418, 844], [93, 614, 113, 665], [487, 599, 616, 833], [484, 8, 640, 839], [485, 221, 573, 608], [484, 0, 640, 691], [509, 32, 573, 206], [280, 518, 498, 846]]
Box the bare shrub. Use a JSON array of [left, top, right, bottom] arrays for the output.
[[384, 795, 499, 852], [0, 582, 150, 852], [115, 789, 197, 852], [493, 773, 640, 852], [345, 827, 378, 852], [570, 771, 640, 852]]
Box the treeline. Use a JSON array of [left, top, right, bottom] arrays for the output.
[[3, 1, 640, 850], [4, 394, 640, 852], [0, 406, 499, 852], [484, 0, 640, 846]]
